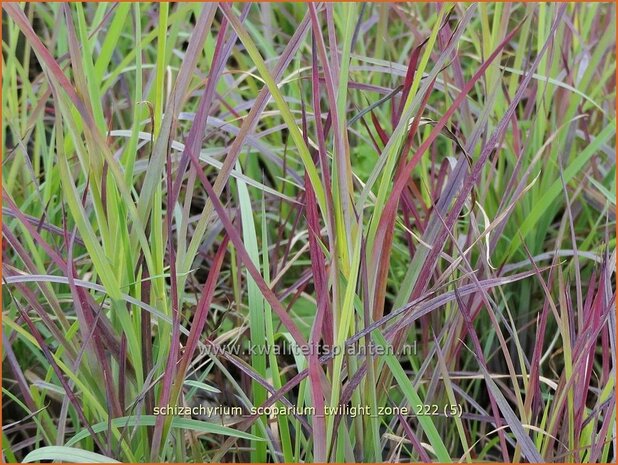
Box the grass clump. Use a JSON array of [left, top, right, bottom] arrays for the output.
[[2, 3, 616, 463]]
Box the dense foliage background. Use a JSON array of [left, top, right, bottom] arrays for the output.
[[2, 2, 616, 462]]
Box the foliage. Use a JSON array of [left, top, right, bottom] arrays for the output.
[[2, 3, 615, 462]]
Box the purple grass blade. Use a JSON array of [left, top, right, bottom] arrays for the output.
[[188, 152, 307, 347]]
